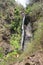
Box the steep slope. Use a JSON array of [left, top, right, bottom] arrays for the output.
[[0, 1, 43, 65], [0, 0, 24, 60]]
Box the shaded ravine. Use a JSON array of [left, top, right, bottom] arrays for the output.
[[21, 15, 33, 50]]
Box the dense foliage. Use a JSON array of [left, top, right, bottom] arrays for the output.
[[0, 0, 23, 59]]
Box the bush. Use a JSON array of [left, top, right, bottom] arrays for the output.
[[10, 34, 21, 50]]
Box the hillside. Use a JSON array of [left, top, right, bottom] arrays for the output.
[[0, 0, 24, 64], [0, 1, 43, 65], [15, 2, 43, 65]]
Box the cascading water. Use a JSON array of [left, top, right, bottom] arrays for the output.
[[21, 15, 25, 50], [15, 0, 35, 50], [21, 14, 33, 50]]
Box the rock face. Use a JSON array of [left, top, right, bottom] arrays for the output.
[[24, 22, 33, 50]]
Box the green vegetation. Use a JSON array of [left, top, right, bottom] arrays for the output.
[[9, 7, 22, 54], [25, 2, 43, 14], [10, 34, 20, 49], [0, 0, 23, 61], [18, 3, 43, 62], [0, 0, 43, 65]]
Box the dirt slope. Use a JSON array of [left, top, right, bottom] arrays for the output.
[[13, 50, 43, 65]]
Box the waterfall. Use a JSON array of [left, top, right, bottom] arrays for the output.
[[21, 15, 25, 50], [21, 14, 33, 51]]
